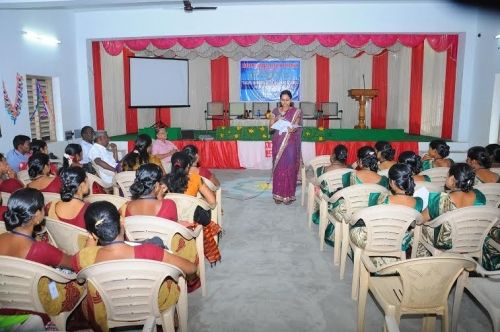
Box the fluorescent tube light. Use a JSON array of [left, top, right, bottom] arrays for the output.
[[23, 30, 61, 46]]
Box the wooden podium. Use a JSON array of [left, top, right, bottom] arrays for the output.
[[348, 89, 378, 129]]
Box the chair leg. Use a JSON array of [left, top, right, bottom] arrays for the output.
[[340, 222, 350, 280], [351, 247, 361, 300], [161, 308, 175, 332], [196, 235, 207, 296], [319, 202, 327, 251], [307, 183, 315, 229], [333, 219, 342, 266], [451, 271, 468, 332], [422, 315, 436, 332], [301, 169, 306, 207], [442, 306, 449, 332], [177, 277, 188, 332], [357, 265, 369, 332]]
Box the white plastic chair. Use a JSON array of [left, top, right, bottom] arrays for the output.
[[85, 194, 129, 210], [474, 183, 500, 207], [420, 167, 450, 188], [377, 168, 389, 177], [415, 181, 445, 193], [307, 168, 352, 230], [418, 206, 499, 261], [319, 183, 390, 273], [357, 255, 476, 332], [301, 155, 331, 206], [490, 168, 500, 177], [348, 204, 424, 300], [0, 256, 86, 331], [0, 220, 6, 234], [77, 259, 187, 332], [452, 261, 500, 332], [1, 191, 10, 205], [201, 176, 222, 227], [45, 217, 89, 255], [16, 170, 31, 185], [42, 192, 60, 204], [112, 171, 136, 199], [165, 193, 213, 223], [86, 172, 113, 193], [124, 215, 206, 297]]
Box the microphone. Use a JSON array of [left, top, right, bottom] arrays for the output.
[[362, 74, 366, 89]]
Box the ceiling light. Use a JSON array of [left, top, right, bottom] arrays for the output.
[[23, 30, 61, 46]]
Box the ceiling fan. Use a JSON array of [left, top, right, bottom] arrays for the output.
[[183, 0, 217, 12]]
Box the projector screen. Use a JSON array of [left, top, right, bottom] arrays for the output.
[[129, 57, 189, 108]]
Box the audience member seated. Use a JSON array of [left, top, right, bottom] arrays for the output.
[[79, 126, 97, 174], [485, 143, 500, 168], [62, 143, 83, 169], [46, 166, 89, 229], [467, 146, 500, 183], [6, 135, 30, 172], [152, 127, 178, 164], [120, 163, 177, 221], [0, 153, 23, 193], [398, 151, 430, 182], [375, 141, 396, 170], [350, 163, 424, 265], [315, 144, 350, 178], [182, 144, 220, 188], [26, 153, 62, 193], [418, 163, 486, 257], [20, 139, 58, 174], [121, 134, 164, 172], [72, 201, 197, 332], [88, 130, 118, 187], [421, 139, 453, 170], [0, 188, 83, 317]]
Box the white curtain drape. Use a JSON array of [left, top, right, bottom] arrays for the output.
[[387, 47, 411, 132], [100, 47, 125, 136], [330, 53, 373, 129], [421, 40, 446, 137]]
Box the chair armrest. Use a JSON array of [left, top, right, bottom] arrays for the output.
[[421, 216, 446, 228], [474, 262, 500, 278], [360, 254, 379, 273]]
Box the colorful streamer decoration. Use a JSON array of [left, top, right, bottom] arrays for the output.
[[2, 73, 23, 124], [30, 80, 51, 121]]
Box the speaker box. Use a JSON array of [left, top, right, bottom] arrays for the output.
[[181, 130, 195, 139]]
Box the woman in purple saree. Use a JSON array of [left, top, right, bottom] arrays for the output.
[[270, 90, 302, 205]]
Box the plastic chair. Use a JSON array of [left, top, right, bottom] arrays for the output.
[[45, 217, 89, 255], [91, 161, 116, 188], [0, 220, 6, 234], [1, 191, 10, 205], [229, 102, 246, 118], [201, 176, 222, 227], [357, 254, 476, 332], [76, 259, 187, 332], [452, 261, 500, 332], [85, 194, 129, 210], [414, 181, 445, 193], [348, 205, 424, 300], [299, 101, 317, 120], [42, 192, 60, 204], [16, 170, 31, 185], [420, 167, 450, 188], [377, 168, 389, 177], [301, 155, 331, 207], [320, 102, 342, 128], [0, 256, 86, 331], [474, 183, 500, 207], [86, 172, 112, 194], [165, 193, 213, 223], [490, 168, 500, 177], [112, 171, 136, 199], [252, 102, 269, 117], [320, 183, 389, 276], [307, 168, 352, 230], [418, 206, 499, 260], [124, 215, 206, 297]]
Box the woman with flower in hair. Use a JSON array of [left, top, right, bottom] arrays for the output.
[[62, 143, 83, 169], [417, 163, 486, 257]]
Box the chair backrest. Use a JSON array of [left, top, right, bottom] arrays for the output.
[[376, 256, 475, 310], [206, 101, 224, 116], [420, 167, 449, 187], [489, 168, 500, 176], [317, 169, 353, 194], [433, 206, 499, 257], [17, 170, 31, 185], [415, 181, 445, 193], [473, 183, 500, 207], [76, 259, 183, 323], [308, 155, 331, 170], [320, 102, 339, 117], [45, 217, 89, 255], [86, 172, 111, 192], [165, 193, 211, 223], [0, 256, 77, 313], [252, 102, 269, 114], [331, 184, 390, 221], [229, 102, 246, 117], [0, 221, 6, 234], [299, 101, 317, 118], [112, 171, 136, 199], [1, 191, 10, 206], [201, 176, 221, 225], [353, 205, 423, 255], [42, 192, 61, 204], [377, 168, 389, 177], [85, 194, 129, 210]]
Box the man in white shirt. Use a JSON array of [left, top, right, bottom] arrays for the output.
[[80, 126, 94, 164], [88, 130, 118, 186]]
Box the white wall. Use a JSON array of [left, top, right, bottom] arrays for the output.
[[74, 2, 491, 143], [0, 10, 79, 152]]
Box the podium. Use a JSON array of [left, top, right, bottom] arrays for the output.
[[348, 89, 378, 129]]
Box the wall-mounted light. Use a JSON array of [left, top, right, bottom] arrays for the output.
[[22, 30, 61, 46], [496, 34, 500, 50]]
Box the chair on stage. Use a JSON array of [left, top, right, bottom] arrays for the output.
[[229, 102, 246, 119], [319, 102, 342, 128], [299, 101, 318, 120], [205, 102, 225, 129], [252, 102, 269, 118]]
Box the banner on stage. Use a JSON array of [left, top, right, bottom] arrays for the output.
[[240, 60, 300, 102], [265, 141, 273, 158]]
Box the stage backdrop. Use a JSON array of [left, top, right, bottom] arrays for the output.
[[92, 34, 457, 139]]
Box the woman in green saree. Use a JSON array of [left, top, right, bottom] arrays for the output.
[[421, 139, 454, 170]]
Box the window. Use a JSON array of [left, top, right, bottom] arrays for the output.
[[27, 75, 56, 141]]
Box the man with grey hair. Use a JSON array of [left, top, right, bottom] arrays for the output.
[[88, 130, 118, 186]]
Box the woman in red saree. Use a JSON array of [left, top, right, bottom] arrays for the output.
[[269, 90, 302, 205]]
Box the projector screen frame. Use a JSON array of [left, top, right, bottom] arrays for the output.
[[128, 56, 190, 108]]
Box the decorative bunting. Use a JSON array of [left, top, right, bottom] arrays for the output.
[[2, 73, 23, 124]]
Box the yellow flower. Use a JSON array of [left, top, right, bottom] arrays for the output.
[[248, 129, 254, 134], [318, 127, 324, 131], [234, 134, 239, 139], [259, 126, 265, 131], [319, 136, 324, 141], [221, 126, 226, 130], [220, 134, 224, 138], [236, 126, 242, 131], [305, 132, 311, 136], [262, 134, 267, 138]]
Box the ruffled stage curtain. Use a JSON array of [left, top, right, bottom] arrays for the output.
[[173, 140, 240, 169], [315, 141, 419, 165]]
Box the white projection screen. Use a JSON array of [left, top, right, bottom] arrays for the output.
[[129, 57, 189, 108]]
